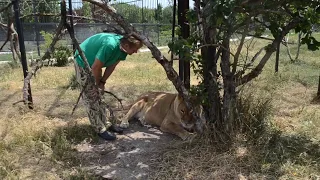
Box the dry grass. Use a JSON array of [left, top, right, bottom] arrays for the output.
[[148, 138, 271, 180], [0, 49, 184, 179], [1, 36, 320, 179], [147, 36, 320, 179]]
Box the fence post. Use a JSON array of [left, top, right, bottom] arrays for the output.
[[32, 0, 40, 56], [13, 0, 33, 109], [171, 0, 177, 63], [275, 40, 280, 73], [178, 0, 190, 89], [317, 75, 320, 98], [68, 0, 75, 51]]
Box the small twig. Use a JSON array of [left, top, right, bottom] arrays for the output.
[[232, 22, 250, 75], [12, 100, 24, 105], [104, 90, 124, 109], [70, 82, 88, 115], [235, 46, 265, 78]]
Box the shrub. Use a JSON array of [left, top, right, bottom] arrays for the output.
[[236, 89, 273, 142], [54, 46, 72, 67]]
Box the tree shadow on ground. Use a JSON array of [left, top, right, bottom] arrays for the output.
[[45, 87, 69, 116], [50, 118, 178, 180], [0, 90, 20, 107], [247, 131, 320, 178], [44, 87, 88, 120]]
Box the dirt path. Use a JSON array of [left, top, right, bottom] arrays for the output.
[[75, 120, 179, 180], [0, 89, 182, 180]]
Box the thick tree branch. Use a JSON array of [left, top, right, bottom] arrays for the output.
[[83, 0, 205, 133], [0, 23, 9, 51], [0, 14, 20, 65], [237, 18, 302, 86], [20, 13, 60, 19], [22, 6, 67, 102], [62, 1, 117, 120]]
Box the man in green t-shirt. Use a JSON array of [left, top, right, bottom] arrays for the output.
[[74, 33, 143, 141]]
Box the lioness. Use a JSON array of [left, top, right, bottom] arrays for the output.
[[119, 92, 203, 140]]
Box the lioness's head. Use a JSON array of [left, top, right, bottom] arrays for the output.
[[173, 95, 203, 131]]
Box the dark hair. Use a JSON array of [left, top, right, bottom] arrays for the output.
[[120, 36, 143, 48]]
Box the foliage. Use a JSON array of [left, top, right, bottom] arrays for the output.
[[53, 46, 72, 67], [73, 2, 175, 24], [40, 30, 54, 51], [154, 3, 163, 22], [82, 2, 92, 18], [39, 30, 71, 67], [19, 0, 61, 23], [236, 90, 273, 141], [167, 0, 320, 139]]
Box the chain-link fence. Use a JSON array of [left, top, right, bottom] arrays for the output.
[[0, 0, 174, 54]]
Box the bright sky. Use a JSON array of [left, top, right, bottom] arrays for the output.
[[116, 0, 195, 8], [72, 0, 194, 9]]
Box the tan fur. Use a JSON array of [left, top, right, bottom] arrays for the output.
[[120, 92, 203, 140]]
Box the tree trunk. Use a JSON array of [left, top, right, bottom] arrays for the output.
[[200, 0, 222, 124], [275, 40, 280, 73], [201, 31, 221, 124], [220, 34, 237, 134], [318, 75, 320, 97]]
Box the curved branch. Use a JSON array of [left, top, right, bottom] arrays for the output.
[[285, 32, 302, 62], [237, 18, 303, 86], [83, 0, 205, 133], [0, 23, 9, 51], [20, 13, 60, 19], [22, 6, 67, 102]]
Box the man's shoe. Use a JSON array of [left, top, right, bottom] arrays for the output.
[[98, 130, 116, 141], [108, 124, 124, 134]]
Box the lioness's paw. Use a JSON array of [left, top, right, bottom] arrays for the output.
[[120, 122, 129, 128]]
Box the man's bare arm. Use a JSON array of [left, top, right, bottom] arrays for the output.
[[101, 61, 120, 83], [91, 58, 104, 85]]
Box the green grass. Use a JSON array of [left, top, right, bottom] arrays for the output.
[[0, 54, 12, 62]]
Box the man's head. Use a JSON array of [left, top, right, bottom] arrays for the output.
[[120, 36, 143, 55]]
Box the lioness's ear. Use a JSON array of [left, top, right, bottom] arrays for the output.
[[177, 94, 183, 100]]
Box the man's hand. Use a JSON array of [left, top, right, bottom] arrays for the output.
[[98, 81, 105, 91]]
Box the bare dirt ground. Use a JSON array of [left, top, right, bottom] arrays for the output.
[[75, 120, 180, 180]]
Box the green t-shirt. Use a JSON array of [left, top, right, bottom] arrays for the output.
[[75, 33, 128, 68]]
